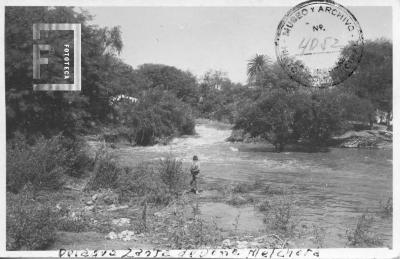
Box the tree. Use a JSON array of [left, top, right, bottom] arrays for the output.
[[5, 7, 124, 137], [235, 89, 293, 152], [333, 39, 392, 126], [291, 89, 344, 146], [136, 64, 199, 105], [247, 54, 271, 87], [113, 89, 195, 145], [198, 70, 243, 122]]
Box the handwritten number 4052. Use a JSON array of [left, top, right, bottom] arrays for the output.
[[298, 37, 341, 55]]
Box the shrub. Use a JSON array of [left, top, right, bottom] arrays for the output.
[[168, 198, 222, 249], [379, 197, 393, 218], [7, 134, 92, 193], [263, 195, 297, 238], [113, 89, 196, 146], [60, 137, 93, 177], [56, 210, 91, 233], [310, 224, 326, 248], [116, 156, 188, 205], [226, 194, 248, 206], [116, 163, 172, 205], [262, 185, 286, 196], [101, 125, 137, 145], [7, 189, 57, 250], [257, 199, 271, 212], [7, 134, 68, 193], [86, 145, 120, 190], [232, 182, 251, 193], [158, 157, 188, 195], [346, 214, 383, 247]]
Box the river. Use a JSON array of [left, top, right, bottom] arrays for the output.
[[115, 120, 393, 248]]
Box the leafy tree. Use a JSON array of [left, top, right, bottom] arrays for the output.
[[136, 64, 199, 105], [333, 39, 392, 126], [235, 89, 293, 152], [113, 89, 195, 145], [291, 89, 344, 146], [198, 70, 244, 122], [5, 7, 124, 137]]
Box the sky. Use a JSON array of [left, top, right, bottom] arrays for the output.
[[84, 6, 392, 83]]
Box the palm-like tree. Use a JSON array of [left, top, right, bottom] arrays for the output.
[[247, 54, 270, 86]]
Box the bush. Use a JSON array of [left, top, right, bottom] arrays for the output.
[[7, 189, 57, 250], [262, 185, 286, 196], [168, 198, 222, 249], [112, 89, 196, 146], [226, 194, 248, 206], [346, 214, 383, 247], [59, 137, 93, 177], [56, 209, 91, 233], [86, 145, 120, 190], [116, 157, 188, 205], [159, 157, 187, 194], [310, 224, 327, 248], [257, 199, 271, 212], [7, 134, 68, 193], [7, 134, 92, 193], [117, 163, 172, 205], [379, 197, 393, 218], [232, 182, 251, 193], [101, 125, 138, 145], [263, 195, 297, 238]]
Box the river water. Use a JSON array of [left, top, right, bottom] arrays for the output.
[[115, 121, 393, 248]]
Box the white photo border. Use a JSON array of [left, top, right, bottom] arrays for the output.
[[0, 0, 398, 258]]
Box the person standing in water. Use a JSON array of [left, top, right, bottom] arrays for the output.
[[190, 155, 200, 193]]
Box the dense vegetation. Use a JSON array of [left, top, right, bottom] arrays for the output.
[[6, 6, 392, 148], [5, 7, 197, 142], [231, 40, 392, 151]]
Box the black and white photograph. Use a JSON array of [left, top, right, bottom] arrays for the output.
[[1, 0, 398, 257]]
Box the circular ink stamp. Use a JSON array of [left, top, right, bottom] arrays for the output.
[[275, 0, 364, 87]]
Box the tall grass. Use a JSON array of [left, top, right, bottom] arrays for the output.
[[346, 214, 383, 247], [114, 154, 188, 205], [7, 189, 57, 250], [86, 145, 120, 190], [169, 198, 222, 249], [262, 195, 298, 238], [117, 163, 172, 205], [159, 156, 187, 195], [379, 197, 393, 218]]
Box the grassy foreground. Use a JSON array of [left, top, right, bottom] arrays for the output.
[[6, 135, 391, 250]]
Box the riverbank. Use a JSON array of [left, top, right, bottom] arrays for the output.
[[48, 120, 392, 249], [227, 125, 392, 150], [7, 120, 392, 250]]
